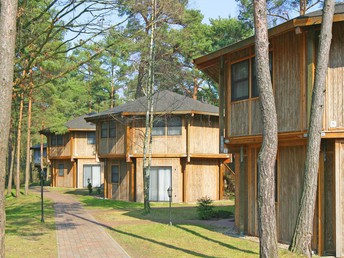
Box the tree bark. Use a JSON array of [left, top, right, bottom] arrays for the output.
[[16, 93, 24, 198], [289, 1, 335, 257], [143, 0, 157, 213], [25, 88, 33, 195], [253, 0, 279, 257], [0, 0, 18, 255]]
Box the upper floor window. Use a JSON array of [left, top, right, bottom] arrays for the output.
[[167, 117, 182, 135], [231, 53, 273, 102], [87, 132, 96, 144], [152, 116, 182, 136], [101, 121, 116, 138], [152, 118, 165, 136], [51, 135, 63, 146]]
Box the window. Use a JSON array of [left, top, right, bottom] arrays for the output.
[[111, 165, 119, 183], [101, 122, 108, 138], [87, 132, 96, 144], [83, 165, 101, 187], [152, 116, 182, 136], [231, 60, 249, 101], [152, 118, 165, 136], [109, 121, 116, 138], [101, 121, 116, 138], [58, 164, 64, 176], [167, 117, 182, 135], [231, 53, 273, 102], [51, 135, 63, 146]]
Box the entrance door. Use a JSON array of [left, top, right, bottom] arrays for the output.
[[149, 167, 171, 201], [83, 165, 101, 187]]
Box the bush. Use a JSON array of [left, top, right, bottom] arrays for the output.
[[197, 196, 214, 220]]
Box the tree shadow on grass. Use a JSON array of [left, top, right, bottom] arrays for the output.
[[65, 211, 214, 257], [64, 210, 257, 257]]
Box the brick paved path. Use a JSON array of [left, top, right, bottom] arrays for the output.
[[35, 188, 130, 258]]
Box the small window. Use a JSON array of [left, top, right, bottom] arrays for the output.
[[167, 116, 182, 135], [152, 118, 165, 136], [101, 122, 108, 138], [87, 132, 96, 144], [58, 164, 64, 176], [109, 121, 116, 138], [111, 165, 119, 183], [231, 60, 249, 101], [51, 135, 63, 146]]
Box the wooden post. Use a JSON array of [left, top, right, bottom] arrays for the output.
[[318, 151, 324, 256], [335, 140, 343, 258], [186, 116, 191, 163], [219, 56, 225, 153], [130, 162, 135, 201], [219, 161, 224, 200]]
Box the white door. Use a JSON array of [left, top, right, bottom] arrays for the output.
[[149, 167, 171, 201], [83, 165, 101, 187]]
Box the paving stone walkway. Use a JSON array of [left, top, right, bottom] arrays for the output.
[[32, 187, 130, 258]]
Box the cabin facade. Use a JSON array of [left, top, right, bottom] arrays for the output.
[[194, 4, 344, 257], [42, 114, 104, 188], [85, 90, 231, 203]]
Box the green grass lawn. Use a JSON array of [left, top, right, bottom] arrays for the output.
[[62, 188, 303, 258], [5, 191, 57, 258]]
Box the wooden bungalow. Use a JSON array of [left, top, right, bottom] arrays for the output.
[[194, 4, 344, 257], [85, 90, 231, 203], [41, 114, 104, 188]]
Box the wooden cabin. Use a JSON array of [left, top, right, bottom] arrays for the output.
[[41, 114, 104, 188], [194, 4, 344, 257], [85, 90, 231, 203]]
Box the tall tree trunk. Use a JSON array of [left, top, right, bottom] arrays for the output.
[[289, 1, 335, 257], [192, 77, 199, 100], [253, 0, 279, 257], [0, 0, 18, 255], [143, 0, 157, 213], [16, 93, 24, 198], [7, 127, 15, 196], [25, 88, 33, 195]]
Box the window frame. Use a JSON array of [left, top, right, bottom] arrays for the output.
[[101, 120, 116, 138], [231, 52, 273, 102]]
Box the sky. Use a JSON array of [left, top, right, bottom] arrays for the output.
[[188, 0, 239, 23]]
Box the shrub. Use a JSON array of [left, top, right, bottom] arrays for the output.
[[197, 196, 214, 220]]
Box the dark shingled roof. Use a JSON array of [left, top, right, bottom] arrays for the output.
[[297, 2, 344, 18], [65, 113, 96, 130], [86, 90, 219, 121]]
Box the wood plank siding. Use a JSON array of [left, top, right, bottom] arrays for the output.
[[326, 23, 344, 131]]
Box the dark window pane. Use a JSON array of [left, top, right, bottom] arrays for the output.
[[58, 164, 64, 176], [57, 135, 63, 146], [111, 165, 119, 183], [152, 118, 165, 136], [167, 116, 182, 135], [109, 121, 116, 138], [231, 60, 249, 101], [101, 122, 108, 138], [51, 136, 56, 146], [87, 132, 96, 144]]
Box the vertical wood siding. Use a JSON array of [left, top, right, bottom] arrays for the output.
[[278, 145, 305, 243], [273, 32, 303, 132], [326, 23, 344, 130], [231, 101, 249, 136]]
